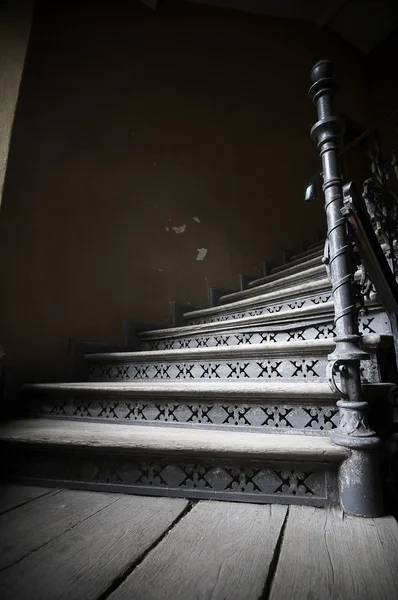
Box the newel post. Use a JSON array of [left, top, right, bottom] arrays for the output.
[[309, 60, 383, 517]]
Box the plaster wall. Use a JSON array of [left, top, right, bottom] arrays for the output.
[[0, 0, 34, 207], [0, 1, 375, 373]]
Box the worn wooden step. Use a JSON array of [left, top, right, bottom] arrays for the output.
[[219, 243, 397, 308], [271, 247, 324, 275], [247, 255, 323, 290], [0, 418, 347, 506], [139, 304, 389, 351], [84, 335, 390, 384], [220, 264, 327, 305], [291, 240, 325, 260], [184, 277, 332, 325], [22, 381, 393, 435], [140, 301, 335, 348]]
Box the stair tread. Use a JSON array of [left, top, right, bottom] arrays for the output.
[[86, 338, 334, 362], [84, 334, 388, 362], [271, 248, 324, 274], [290, 242, 325, 261], [248, 255, 323, 288], [23, 380, 393, 399], [24, 379, 339, 397], [221, 264, 326, 304], [139, 301, 334, 340], [0, 418, 349, 461], [183, 277, 331, 320]]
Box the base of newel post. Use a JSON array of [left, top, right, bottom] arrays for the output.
[[338, 449, 383, 517]]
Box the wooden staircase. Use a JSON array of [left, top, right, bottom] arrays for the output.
[[1, 240, 396, 514]]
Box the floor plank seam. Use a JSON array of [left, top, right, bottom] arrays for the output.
[[0, 488, 62, 516], [0, 493, 122, 574], [95, 500, 195, 600], [258, 506, 290, 600]]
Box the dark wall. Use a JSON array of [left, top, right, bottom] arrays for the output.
[[0, 0, 374, 372]]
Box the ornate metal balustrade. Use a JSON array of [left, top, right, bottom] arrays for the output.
[[309, 60, 398, 517]]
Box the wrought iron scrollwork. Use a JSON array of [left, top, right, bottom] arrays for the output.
[[363, 138, 398, 276]]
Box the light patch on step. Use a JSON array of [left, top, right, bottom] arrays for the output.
[[173, 224, 187, 234], [193, 216, 201, 223], [196, 248, 208, 261]]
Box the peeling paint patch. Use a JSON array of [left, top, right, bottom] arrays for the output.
[[193, 217, 201, 223], [158, 268, 163, 272], [173, 224, 187, 234], [165, 227, 169, 232], [196, 248, 208, 261]]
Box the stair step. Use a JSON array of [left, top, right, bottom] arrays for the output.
[[306, 239, 326, 251], [288, 241, 325, 262], [0, 418, 349, 459], [84, 336, 389, 384], [0, 418, 347, 506], [270, 247, 324, 275], [23, 381, 392, 434], [184, 277, 332, 324], [220, 264, 326, 305], [141, 310, 336, 349], [139, 302, 334, 350], [138, 303, 390, 350], [248, 255, 323, 289]]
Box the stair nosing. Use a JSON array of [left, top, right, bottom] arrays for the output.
[[183, 277, 331, 320], [22, 380, 339, 398], [221, 264, 326, 304], [270, 249, 324, 274], [289, 242, 325, 262], [85, 338, 336, 362], [22, 380, 394, 400], [251, 255, 323, 286], [139, 302, 335, 340], [83, 334, 388, 363], [0, 418, 350, 461]]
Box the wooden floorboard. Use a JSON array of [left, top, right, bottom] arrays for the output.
[[108, 501, 288, 600], [1, 486, 397, 600], [0, 488, 120, 571], [270, 505, 398, 600], [0, 484, 58, 515], [0, 493, 188, 600]]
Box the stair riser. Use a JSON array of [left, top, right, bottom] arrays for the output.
[[141, 313, 389, 350], [26, 395, 340, 433], [87, 354, 381, 383], [3, 446, 340, 507]]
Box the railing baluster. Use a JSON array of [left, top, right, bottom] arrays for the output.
[[309, 60, 383, 517]]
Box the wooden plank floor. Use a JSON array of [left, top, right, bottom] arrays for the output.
[[0, 485, 397, 600]]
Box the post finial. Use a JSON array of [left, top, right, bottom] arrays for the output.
[[310, 60, 334, 84], [308, 59, 337, 106]]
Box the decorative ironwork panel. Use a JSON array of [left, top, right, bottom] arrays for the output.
[[8, 449, 338, 506], [88, 356, 329, 381], [188, 293, 332, 325], [87, 352, 382, 383], [32, 395, 341, 431]]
